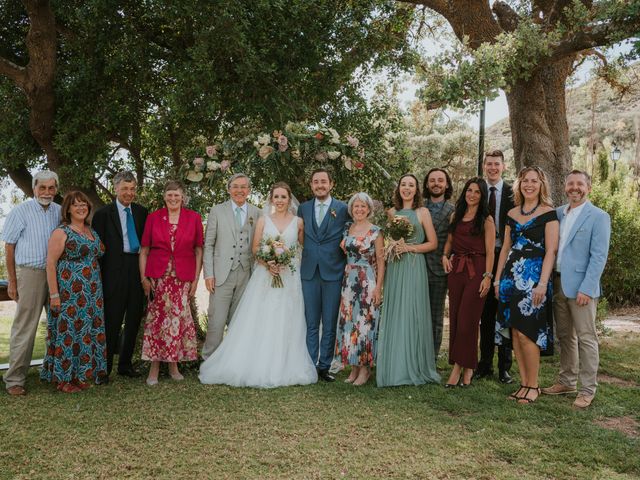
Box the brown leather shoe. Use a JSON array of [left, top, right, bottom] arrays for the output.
[[541, 383, 577, 395], [573, 394, 595, 409], [7, 385, 26, 396]]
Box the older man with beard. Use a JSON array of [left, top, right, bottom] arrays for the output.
[[423, 168, 455, 362], [2, 171, 61, 396]]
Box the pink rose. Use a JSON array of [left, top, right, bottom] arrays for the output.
[[193, 157, 205, 167], [220, 160, 230, 172], [275, 247, 285, 256], [346, 135, 359, 148], [205, 145, 217, 157], [277, 134, 288, 152]]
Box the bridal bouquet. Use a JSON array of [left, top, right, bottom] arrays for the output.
[[256, 235, 298, 288], [384, 215, 415, 262]]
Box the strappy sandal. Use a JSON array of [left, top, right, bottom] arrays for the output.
[[508, 385, 525, 400], [517, 386, 541, 404]]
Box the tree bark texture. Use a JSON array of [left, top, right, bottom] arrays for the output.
[[506, 57, 574, 203]]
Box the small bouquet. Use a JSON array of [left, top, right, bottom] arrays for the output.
[[384, 215, 415, 262], [255, 235, 298, 288]]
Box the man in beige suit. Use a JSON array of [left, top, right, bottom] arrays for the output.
[[201, 173, 262, 359]]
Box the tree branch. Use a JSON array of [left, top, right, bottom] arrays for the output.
[[0, 56, 27, 87], [492, 1, 519, 32], [399, 0, 448, 17]]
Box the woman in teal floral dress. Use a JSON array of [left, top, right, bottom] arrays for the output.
[[42, 191, 108, 393], [495, 167, 559, 404], [376, 174, 441, 387], [335, 193, 385, 386]]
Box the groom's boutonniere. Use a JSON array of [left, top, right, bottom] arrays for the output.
[[249, 216, 254, 227], [330, 209, 337, 219]]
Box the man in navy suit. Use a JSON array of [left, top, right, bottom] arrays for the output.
[[92, 171, 148, 379], [476, 150, 514, 383], [542, 170, 611, 409], [298, 168, 349, 382]]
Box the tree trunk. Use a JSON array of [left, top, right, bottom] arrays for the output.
[[505, 57, 574, 204], [0, 0, 104, 207]]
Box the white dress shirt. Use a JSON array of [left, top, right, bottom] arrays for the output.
[[231, 201, 248, 227], [314, 195, 332, 226], [488, 179, 504, 248], [556, 201, 587, 270]]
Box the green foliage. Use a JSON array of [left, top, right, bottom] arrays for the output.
[[0, 1, 417, 199], [415, 1, 639, 112], [417, 20, 559, 110], [590, 180, 640, 306]]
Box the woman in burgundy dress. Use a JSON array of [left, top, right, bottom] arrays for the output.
[[442, 177, 495, 387]]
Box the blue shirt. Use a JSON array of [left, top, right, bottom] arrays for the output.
[[1, 199, 61, 269], [116, 199, 136, 253]]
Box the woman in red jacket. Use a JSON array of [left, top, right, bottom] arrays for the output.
[[139, 180, 204, 385]]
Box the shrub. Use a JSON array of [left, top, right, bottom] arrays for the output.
[[590, 181, 640, 306]]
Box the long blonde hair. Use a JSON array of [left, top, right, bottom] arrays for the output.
[[513, 166, 553, 207]]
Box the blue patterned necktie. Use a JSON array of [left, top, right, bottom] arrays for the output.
[[124, 207, 140, 253]]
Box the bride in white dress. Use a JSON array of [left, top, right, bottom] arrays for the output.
[[199, 182, 318, 387]]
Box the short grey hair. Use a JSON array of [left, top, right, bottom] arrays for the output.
[[113, 171, 137, 187], [226, 173, 251, 190], [347, 192, 374, 219], [32, 170, 59, 189]]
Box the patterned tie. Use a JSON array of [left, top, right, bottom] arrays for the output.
[[124, 207, 140, 253], [489, 187, 497, 219], [317, 203, 326, 226], [235, 206, 243, 228]]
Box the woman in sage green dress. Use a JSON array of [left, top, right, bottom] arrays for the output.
[[376, 174, 441, 387]]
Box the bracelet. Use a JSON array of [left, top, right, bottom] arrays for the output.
[[538, 281, 548, 287], [493, 281, 500, 287], [141, 278, 148, 283], [50, 293, 60, 299], [482, 272, 494, 279]]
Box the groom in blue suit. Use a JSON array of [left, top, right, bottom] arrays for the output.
[[298, 168, 349, 382], [542, 170, 611, 409]]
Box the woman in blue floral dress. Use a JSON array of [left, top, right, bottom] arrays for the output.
[[42, 191, 108, 393], [494, 167, 559, 404], [335, 193, 385, 386]]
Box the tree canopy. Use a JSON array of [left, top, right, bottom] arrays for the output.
[[404, 0, 640, 200], [0, 0, 417, 207]]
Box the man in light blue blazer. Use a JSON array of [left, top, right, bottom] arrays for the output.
[[542, 170, 611, 409], [298, 168, 349, 382]]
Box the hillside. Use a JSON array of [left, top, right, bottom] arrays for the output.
[[486, 65, 640, 158]]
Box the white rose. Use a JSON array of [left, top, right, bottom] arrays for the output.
[[257, 134, 271, 145], [327, 151, 341, 160], [207, 161, 220, 171]]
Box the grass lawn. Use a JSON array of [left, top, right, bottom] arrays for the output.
[[1, 315, 639, 479]]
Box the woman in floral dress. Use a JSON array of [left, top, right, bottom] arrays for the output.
[[139, 180, 203, 385], [42, 191, 107, 393], [335, 192, 385, 386], [495, 167, 559, 404]]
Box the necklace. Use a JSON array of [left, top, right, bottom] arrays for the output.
[[520, 203, 540, 216]]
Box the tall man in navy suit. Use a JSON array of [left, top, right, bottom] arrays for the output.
[[542, 170, 611, 409], [476, 150, 515, 383], [298, 168, 349, 382], [92, 171, 148, 379]]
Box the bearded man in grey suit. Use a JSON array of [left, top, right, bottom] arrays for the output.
[[202, 173, 262, 359]]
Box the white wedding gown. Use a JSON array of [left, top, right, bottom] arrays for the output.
[[199, 215, 318, 388]]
